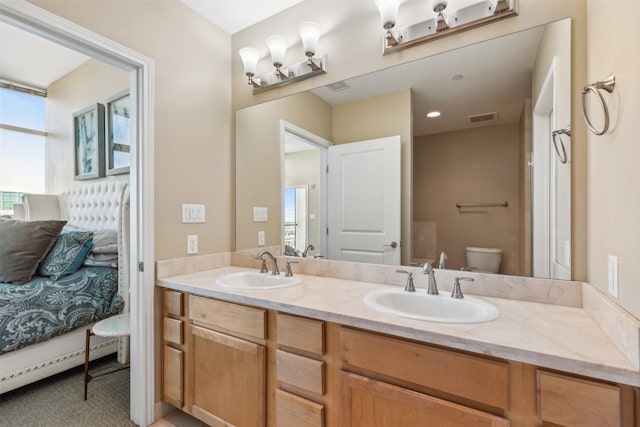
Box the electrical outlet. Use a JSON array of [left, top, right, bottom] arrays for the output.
[[258, 231, 265, 246], [607, 255, 619, 298], [187, 235, 198, 254]]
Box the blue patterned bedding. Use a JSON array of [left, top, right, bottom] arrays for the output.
[[0, 267, 124, 354]]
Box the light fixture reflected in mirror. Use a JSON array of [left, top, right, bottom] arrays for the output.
[[239, 22, 327, 95], [375, 0, 518, 55]]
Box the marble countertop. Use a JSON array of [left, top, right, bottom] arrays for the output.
[[158, 265, 639, 387]]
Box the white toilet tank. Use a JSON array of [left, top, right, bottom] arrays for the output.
[[465, 247, 502, 273]]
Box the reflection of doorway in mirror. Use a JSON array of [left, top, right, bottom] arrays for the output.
[[284, 187, 307, 254], [282, 122, 330, 258], [533, 57, 571, 280]]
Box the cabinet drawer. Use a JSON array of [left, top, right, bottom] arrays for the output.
[[339, 327, 509, 410], [277, 313, 324, 356], [277, 349, 325, 396], [164, 290, 183, 317], [537, 370, 622, 426], [163, 345, 183, 408], [163, 317, 183, 345], [276, 389, 324, 427], [340, 371, 509, 427], [189, 295, 266, 340]]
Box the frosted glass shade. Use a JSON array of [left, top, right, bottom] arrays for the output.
[[266, 35, 288, 66], [298, 22, 321, 57], [239, 47, 259, 75], [374, 0, 400, 27]]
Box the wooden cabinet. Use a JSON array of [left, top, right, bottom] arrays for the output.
[[275, 313, 327, 426], [537, 369, 631, 427], [340, 371, 509, 427], [338, 327, 510, 426], [160, 289, 638, 427], [162, 290, 185, 408], [188, 295, 266, 427]]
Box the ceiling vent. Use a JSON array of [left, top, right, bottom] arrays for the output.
[[467, 112, 498, 124], [327, 81, 350, 92]]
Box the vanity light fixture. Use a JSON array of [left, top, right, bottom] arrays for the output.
[[239, 22, 327, 95], [374, 0, 518, 55]]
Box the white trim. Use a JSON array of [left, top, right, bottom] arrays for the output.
[[0, 2, 155, 425], [280, 120, 331, 257]]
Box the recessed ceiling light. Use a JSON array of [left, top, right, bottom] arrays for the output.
[[426, 111, 441, 118], [452, 74, 464, 80]]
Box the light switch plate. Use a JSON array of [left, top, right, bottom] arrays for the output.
[[182, 204, 205, 223], [253, 207, 268, 222]]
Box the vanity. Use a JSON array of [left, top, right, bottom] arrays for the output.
[[157, 256, 639, 427]]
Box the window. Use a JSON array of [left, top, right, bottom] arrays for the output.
[[0, 86, 46, 215]]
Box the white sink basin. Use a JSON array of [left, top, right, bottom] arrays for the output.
[[364, 288, 499, 323], [216, 271, 301, 290]]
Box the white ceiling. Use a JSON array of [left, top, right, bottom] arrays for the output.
[[0, 22, 90, 89], [180, 0, 304, 35]]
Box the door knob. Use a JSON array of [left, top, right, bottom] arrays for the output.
[[383, 241, 398, 249]]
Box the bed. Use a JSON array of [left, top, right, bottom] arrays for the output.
[[0, 181, 130, 394]]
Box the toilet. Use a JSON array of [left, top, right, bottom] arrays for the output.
[[465, 247, 502, 273]]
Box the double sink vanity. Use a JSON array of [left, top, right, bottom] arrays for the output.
[[157, 252, 639, 426]]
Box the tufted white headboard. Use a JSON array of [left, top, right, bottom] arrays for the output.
[[58, 181, 128, 231]]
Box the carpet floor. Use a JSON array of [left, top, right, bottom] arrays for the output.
[[0, 355, 137, 427]]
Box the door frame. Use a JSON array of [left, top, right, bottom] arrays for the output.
[[280, 120, 331, 257], [0, 2, 156, 425]]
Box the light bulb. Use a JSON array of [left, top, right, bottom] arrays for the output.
[[374, 0, 401, 29], [266, 35, 288, 67], [298, 22, 321, 58], [238, 47, 259, 76]]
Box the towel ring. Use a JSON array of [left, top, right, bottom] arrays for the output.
[[551, 125, 571, 164], [581, 73, 615, 135]]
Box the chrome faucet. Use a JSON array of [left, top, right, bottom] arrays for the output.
[[302, 244, 315, 258], [438, 252, 447, 269], [256, 251, 279, 275], [422, 262, 438, 295], [396, 270, 415, 292], [451, 277, 474, 299]]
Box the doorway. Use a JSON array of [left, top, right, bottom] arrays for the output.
[[0, 2, 155, 425]]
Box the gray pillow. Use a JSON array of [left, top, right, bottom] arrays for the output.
[[0, 218, 67, 284], [38, 231, 94, 279]]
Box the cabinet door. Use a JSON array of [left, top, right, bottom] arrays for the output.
[[190, 325, 265, 427], [163, 345, 183, 408], [340, 371, 509, 427]]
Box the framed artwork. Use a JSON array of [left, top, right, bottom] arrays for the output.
[[73, 103, 105, 180], [105, 91, 131, 175]]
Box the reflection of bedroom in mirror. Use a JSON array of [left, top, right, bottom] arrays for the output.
[[236, 19, 572, 280]]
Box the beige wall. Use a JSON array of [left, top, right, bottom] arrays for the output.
[[284, 150, 321, 255], [414, 124, 521, 275], [587, 0, 640, 319], [46, 59, 129, 194], [235, 91, 332, 250], [32, 0, 233, 261], [332, 90, 412, 266]]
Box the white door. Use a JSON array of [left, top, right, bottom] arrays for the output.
[[327, 136, 401, 265]]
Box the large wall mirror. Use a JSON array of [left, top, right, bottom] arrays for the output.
[[236, 18, 572, 280]]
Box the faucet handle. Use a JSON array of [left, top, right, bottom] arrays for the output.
[[285, 261, 299, 277], [396, 269, 415, 292], [255, 254, 269, 273], [452, 277, 474, 299]]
